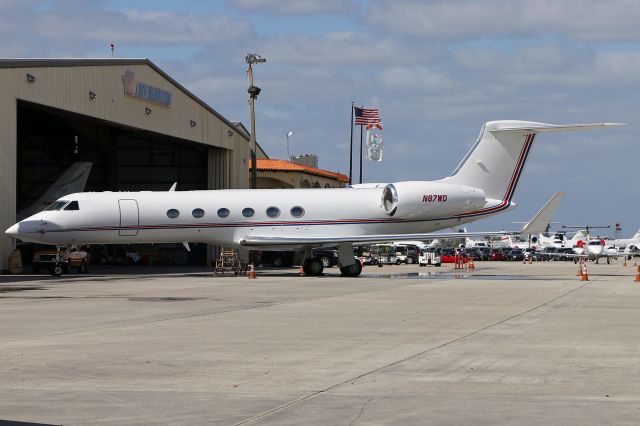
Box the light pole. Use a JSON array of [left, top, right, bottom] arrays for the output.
[[245, 53, 266, 189], [286, 131, 294, 160]]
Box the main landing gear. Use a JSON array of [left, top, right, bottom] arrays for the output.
[[301, 244, 364, 278], [339, 261, 362, 277]]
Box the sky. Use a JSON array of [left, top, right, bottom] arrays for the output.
[[2, 0, 638, 237]]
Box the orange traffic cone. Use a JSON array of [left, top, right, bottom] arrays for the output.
[[468, 257, 475, 271], [248, 262, 256, 279], [623, 258, 627, 267], [581, 262, 589, 282], [635, 265, 640, 282], [298, 265, 305, 276], [576, 261, 582, 277]]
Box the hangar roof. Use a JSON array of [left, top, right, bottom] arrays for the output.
[[0, 58, 251, 143], [250, 159, 349, 183]]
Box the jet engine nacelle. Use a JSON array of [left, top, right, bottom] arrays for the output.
[[380, 181, 486, 218]]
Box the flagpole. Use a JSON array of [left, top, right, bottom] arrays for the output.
[[359, 119, 364, 184], [349, 100, 354, 185]]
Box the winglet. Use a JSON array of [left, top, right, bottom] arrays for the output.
[[521, 192, 565, 234], [169, 182, 177, 191]]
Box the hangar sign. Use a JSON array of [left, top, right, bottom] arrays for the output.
[[122, 70, 172, 107]]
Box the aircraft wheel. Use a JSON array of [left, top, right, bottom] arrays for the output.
[[340, 261, 362, 277], [50, 264, 64, 277], [303, 258, 324, 276]]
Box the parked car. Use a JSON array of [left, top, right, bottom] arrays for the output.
[[489, 249, 505, 261], [530, 251, 549, 261], [505, 249, 525, 261], [466, 247, 489, 261], [313, 248, 340, 268]]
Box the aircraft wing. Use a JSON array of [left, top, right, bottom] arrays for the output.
[[544, 252, 586, 259], [240, 231, 510, 247]]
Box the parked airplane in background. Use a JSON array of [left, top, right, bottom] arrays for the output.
[[603, 228, 640, 254], [6, 121, 620, 277], [550, 225, 625, 263], [460, 192, 565, 249]]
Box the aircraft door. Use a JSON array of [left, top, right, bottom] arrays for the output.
[[118, 199, 139, 236]]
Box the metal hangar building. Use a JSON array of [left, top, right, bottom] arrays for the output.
[[0, 59, 251, 271]]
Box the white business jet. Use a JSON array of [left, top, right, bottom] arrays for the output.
[[5, 121, 620, 277], [459, 192, 564, 249], [551, 225, 623, 263], [603, 228, 640, 255]]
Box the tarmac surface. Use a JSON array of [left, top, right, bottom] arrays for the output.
[[1, 261, 639, 425]]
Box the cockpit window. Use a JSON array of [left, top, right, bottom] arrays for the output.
[[44, 201, 68, 211], [64, 201, 79, 211]]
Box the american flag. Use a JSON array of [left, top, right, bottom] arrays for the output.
[[354, 106, 383, 129]]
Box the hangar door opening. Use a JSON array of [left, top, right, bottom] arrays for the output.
[[17, 100, 218, 266]]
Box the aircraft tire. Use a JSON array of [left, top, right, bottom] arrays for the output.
[[303, 258, 324, 276], [340, 261, 362, 277]]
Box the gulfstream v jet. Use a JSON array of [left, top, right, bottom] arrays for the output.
[[6, 120, 620, 277]]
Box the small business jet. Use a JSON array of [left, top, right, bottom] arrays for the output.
[[549, 225, 624, 263], [603, 229, 640, 255], [5, 120, 620, 277], [458, 191, 564, 249]]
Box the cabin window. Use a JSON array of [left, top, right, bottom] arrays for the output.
[[63, 201, 79, 211], [217, 208, 230, 218], [167, 209, 180, 219], [44, 201, 68, 211], [290, 206, 305, 218], [242, 207, 255, 218], [266, 206, 280, 218], [192, 208, 205, 218]]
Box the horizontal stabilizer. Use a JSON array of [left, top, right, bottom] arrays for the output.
[[521, 192, 565, 234], [490, 121, 624, 133]]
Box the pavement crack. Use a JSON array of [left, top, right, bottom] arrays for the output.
[[232, 282, 588, 425]]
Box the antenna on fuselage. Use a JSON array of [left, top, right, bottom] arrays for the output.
[[169, 182, 177, 191]]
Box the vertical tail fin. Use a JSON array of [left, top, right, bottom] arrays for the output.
[[520, 192, 565, 234], [443, 121, 623, 203], [18, 162, 92, 220]]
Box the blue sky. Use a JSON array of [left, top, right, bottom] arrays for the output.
[[2, 0, 638, 237]]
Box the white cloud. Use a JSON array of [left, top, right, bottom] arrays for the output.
[[228, 0, 359, 16], [35, 10, 254, 45], [365, 0, 640, 42], [377, 66, 454, 92], [256, 32, 432, 66]]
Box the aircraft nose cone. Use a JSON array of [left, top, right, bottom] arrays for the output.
[[5, 223, 19, 237]]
